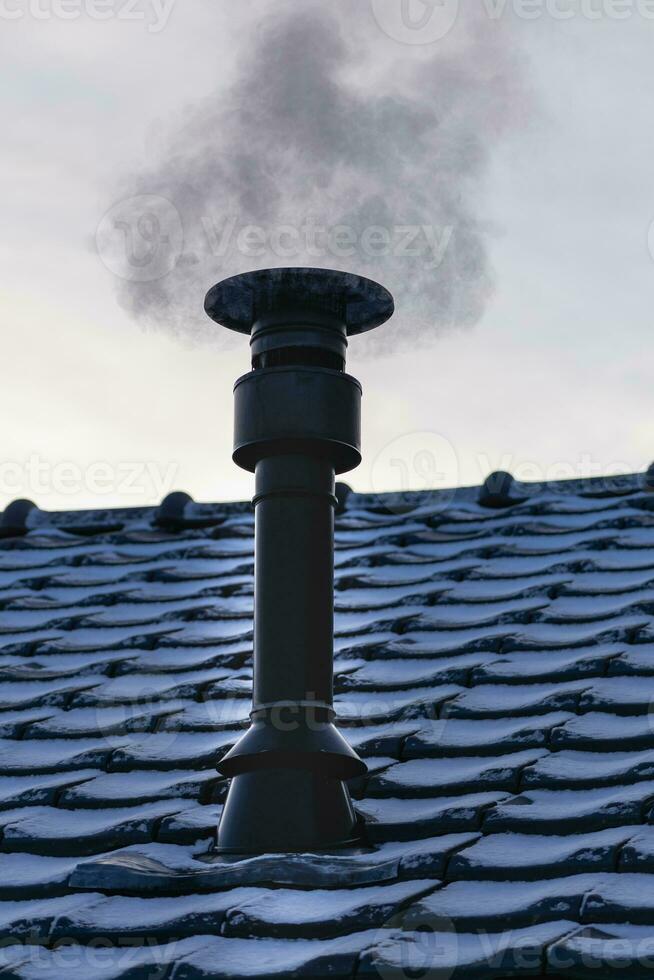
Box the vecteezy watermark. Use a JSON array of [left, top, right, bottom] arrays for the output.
[[0, 933, 179, 978], [370, 916, 654, 979], [484, 0, 654, 21], [370, 431, 460, 514], [96, 197, 455, 281], [372, 908, 459, 980], [476, 451, 636, 489], [370, 0, 654, 45], [97, 695, 252, 753], [96, 195, 184, 282], [0, 455, 178, 500], [202, 216, 454, 269], [0, 0, 175, 30], [370, 0, 460, 44], [367, 431, 638, 511]]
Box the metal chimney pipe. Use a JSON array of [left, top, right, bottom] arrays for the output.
[[204, 267, 394, 853]]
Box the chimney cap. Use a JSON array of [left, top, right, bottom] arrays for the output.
[[204, 267, 394, 336]]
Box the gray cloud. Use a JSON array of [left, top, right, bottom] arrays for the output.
[[109, 2, 526, 351]]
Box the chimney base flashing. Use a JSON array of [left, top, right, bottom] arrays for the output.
[[70, 840, 398, 894]]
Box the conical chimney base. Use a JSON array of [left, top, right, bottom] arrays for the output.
[[215, 768, 360, 854]]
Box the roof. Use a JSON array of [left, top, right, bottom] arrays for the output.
[[0, 472, 653, 978]]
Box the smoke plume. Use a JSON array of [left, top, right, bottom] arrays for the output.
[[107, 2, 526, 351]]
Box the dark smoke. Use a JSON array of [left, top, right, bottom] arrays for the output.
[[110, 2, 525, 351]]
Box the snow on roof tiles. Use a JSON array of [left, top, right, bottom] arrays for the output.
[[0, 474, 652, 977]]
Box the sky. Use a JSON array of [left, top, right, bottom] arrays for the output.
[[1, 0, 653, 511]]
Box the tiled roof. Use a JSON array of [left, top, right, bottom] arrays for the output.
[[0, 474, 653, 977]]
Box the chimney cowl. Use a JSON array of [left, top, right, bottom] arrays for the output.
[[205, 267, 393, 854], [204, 266, 393, 335]]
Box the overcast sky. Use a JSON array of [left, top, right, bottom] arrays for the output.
[[2, 0, 653, 511]]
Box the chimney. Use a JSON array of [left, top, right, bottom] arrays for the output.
[[204, 267, 394, 854]]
